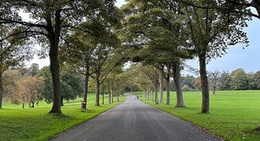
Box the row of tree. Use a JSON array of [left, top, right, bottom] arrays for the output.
[[1, 0, 259, 117], [0, 0, 125, 113], [183, 69, 260, 92], [2, 63, 127, 108], [118, 0, 259, 114]]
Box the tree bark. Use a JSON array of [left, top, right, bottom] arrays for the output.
[[172, 62, 186, 108], [159, 70, 163, 103], [82, 62, 90, 109], [109, 89, 112, 104], [95, 72, 100, 106], [199, 54, 210, 113], [48, 10, 62, 114], [166, 65, 171, 105], [61, 96, 64, 106], [111, 89, 114, 103], [102, 93, 105, 104], [154, 85, 158, 103], [82, 75, 89, 109], [212, 85, 216, 95], [102, 84, 105, 104]]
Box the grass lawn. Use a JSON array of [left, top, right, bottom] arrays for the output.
[[133, 90, 260, 141], [0, 94, 125, 141]]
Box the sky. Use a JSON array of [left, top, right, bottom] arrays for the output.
[[29, 0, 260, 75]]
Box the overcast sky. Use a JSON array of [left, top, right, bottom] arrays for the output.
[[30, 0, 260, 74]]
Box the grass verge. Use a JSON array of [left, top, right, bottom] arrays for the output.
[[133, 90, 260, 141], [0, 94, 125, 141]]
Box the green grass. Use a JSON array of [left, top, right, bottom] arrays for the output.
[[133, 90, 260, 141], [0, 94, 125, 141]]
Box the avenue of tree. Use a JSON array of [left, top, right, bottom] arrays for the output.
[[0, 0, 259, 125]]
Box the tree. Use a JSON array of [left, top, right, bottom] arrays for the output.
[[183, 0, 248, 113], [208, 70, 221, 95], [0, 24, 34, 109], [59, 7, 121, 108], [104, 67, 127, 103], [0, 0, 118, 114], [249, 71, 260, 90], [3, 70, 22, 104], [172, 60, 186, 107], [218, 71, 232, 90], [230, 68, 249, 90], [90, 44, 116, 106], [38, 66, 83, 105], [61, 71, 83, 104], [139, 65, 160, 103], [37, 66, 53, 104], [181, 75, 195, 91], [193, 77, 202, 91], [120, 0, 191, 107], [17, 76, 44, 108], [26, 63, 39, 77]]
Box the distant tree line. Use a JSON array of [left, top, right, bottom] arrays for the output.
[[2, 63, 128, 108], [2, 63, 83, 108], [127, 65, 260, 96], [181, 68, 260, 92]]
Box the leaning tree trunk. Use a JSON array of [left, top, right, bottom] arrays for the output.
[[0, 71, 3, 109], [172, 62, 186, 108], [199, 53, 210, 113], [48, 10, 62, 114]]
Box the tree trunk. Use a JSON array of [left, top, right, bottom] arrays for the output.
[[102, 93, 104, 105], [154, 85, 158, 103], [109, 89, 112, 104], [95, 72, 100, 106], [0, 71, 3, 109], [102, 85, 104, 104], [61, 96, 64, 106], [199, 54, 210, 113], [82, 64, 89, 110], [212, 85, 216, 95], [172, 62, 186, 108], [111, 89, 114, 103], [159, 70, 163, 103], [166, 66, 171, 105], [30, 101, 35, 108], [48, 10, 62, 114], [117, 94, 119, 102]]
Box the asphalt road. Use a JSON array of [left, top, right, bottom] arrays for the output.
[[50, 94, 221, 141]]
